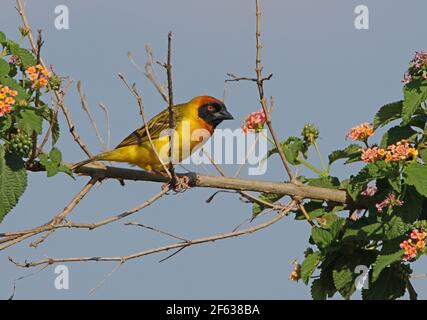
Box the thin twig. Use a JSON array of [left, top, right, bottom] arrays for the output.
[[98, 103, 111, 149], [117, 73, 171, 178], [10, 201, 296, 268], [125, 222, 189, 242], [77, 81, 107, 151]]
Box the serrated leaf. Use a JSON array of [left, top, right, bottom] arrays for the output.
[[311, 227, 333, 250], [373, 100, 403, 129], [301, 251, 321, 285], [402, 81, 427, 124], [372, 250, 403, 283], [379, 125, 417, 148], [404, 162, 427, 197], [14, 47, 36, 68], [394, 187, 423, 223], [311, 266, 336, 300], [267, 136, 307, 165], [18, 109, 43, 135], [328, 144, 361, 165], [332, 251, 377, 299], [0, 32, 6, 43], [384, 216, 409, 240], [0, 146, 28, 223], [0, 59, 10, 77], [362, 266, 406, 300]]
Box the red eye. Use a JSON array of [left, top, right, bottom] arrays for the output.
[[207, 105, 215, 112]]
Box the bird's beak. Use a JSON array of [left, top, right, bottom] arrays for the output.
[[217, 109, 234, 120]]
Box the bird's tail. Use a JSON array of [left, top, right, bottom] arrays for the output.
[[71, 150, 118, 171]]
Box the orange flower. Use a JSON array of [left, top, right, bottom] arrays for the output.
[[346, 122, 374, 141], [9, 90, 18, 97], [38, 78, 48, 87], [361, 147, 385, 163], [29, 73, 38, 81], [4, 97, 15, 105], [26, 66, 36, 74], [416, 240, 425, 249]]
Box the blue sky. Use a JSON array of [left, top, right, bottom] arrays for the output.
[[1, 0, 427, 299]]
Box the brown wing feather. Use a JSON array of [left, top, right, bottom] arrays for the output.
[[115, 106, 184, 149]]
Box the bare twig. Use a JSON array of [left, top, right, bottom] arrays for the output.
[[77, 81, 107, 151], [125, 222, 189, 242], [117, 73, 171, 178], [160, 32, 177, 184], [10, 201, 296, 268], [143, 46, 169, 103], [98, 103, 111, 149]]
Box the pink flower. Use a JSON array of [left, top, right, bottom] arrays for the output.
[[241, 109, 266, 134], [375, 194, 404, 213], [361, 146, 385, 163], [361, 186, 377, 197]]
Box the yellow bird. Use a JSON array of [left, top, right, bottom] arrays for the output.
[[72, 96, 233, 172]]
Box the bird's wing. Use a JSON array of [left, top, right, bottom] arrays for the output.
[[115, 107, 184, 149]]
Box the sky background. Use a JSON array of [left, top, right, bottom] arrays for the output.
[[1, 0, 427, 299]]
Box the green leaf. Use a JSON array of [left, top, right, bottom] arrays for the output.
[[252, 192, 283, 217], [0, 59, 10, 77], [45, 161, 59, 177], [343, 219, 383, 241], [311, 267, 336, 300], [372, 250, 403, 283], [307, 176, 340, 189], [49, 147, 62, 164], [402, 81, 427, 124], [18, 109, 43, 135], [311, 227, 333, 250], [373, 100, 403, 129], [268, 136, 307, 165], [301, 251, 321, 285], [347, 163, 387, 200], [294, 201, 325, 220], [394, 187, 423, 223], [379, 125, 417, 148], [14, 47, 36, 68], [404, 162, 427, 197], [384, 216, 409, 240], [0, 31, 6, 43], [0, 75, 29, 100], [328, 144, 361, 165], [0, 146, 28, 223], [362, 266, 406, 300], [332, 250, 377, 299]]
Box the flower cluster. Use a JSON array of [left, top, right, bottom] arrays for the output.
[[375, 194, 403, 213], [301, 123, 319, 144], [0, 85, 18, 117], [346, 122, 374, 141], [26, 64, 51, 88], [400, 228, 426, 261], [360, 139, 418, 163], [384, 139, 418, 162], [242, 109, 266, 134], [402, 51, 427, 85]]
